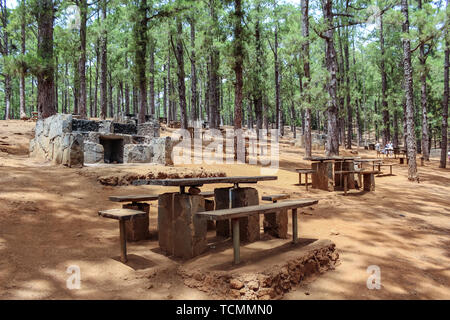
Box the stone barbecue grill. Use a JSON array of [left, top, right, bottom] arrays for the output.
[[29, 114, 174, 167]]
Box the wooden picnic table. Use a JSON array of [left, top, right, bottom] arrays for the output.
[[304, 156, 360, 191], [304, 156, 360, 162], [354, 158, 383, 170], [133, 176, 277, 193], [131, 175, 278, 260]]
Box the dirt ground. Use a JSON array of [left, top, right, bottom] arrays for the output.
[[0, 119, 449, 300]]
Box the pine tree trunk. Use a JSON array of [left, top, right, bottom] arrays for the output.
[[108, 71, 113, 118], [19, 0, 27, 119], [135, 0, 148, 124], [36, 0, 56, 119], [253, 5, 263, 134], [149, 38, 155, 117], [124, 44, 130, 115], [78, 0, 87, 118], [174, 18, 188, 129], [100, 0, 107, 119], [190, 18, 198, 122], [418, 0, 430, 161], [344, 26, 352, 149], [233, 0, 243, 129], [302, 0, 312, 158], [380, 14, 390, 146], [440, 1, 449, 168], [322, 0, 339, 156], [402, 0, 418, 180]]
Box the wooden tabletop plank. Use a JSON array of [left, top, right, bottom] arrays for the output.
[[132, 176, 277, 186], [98, 208, 146, 220], [109, 195, 159, 202], [262, 194, 290, 201], [304, 156, 361, 162], [196, 199, 318, 221], [295, 169, 316, 173], [353, 159, 382, 163], [109, 191, 215, 202]]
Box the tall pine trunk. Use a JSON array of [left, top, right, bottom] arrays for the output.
[[19, 0, 27, 119], [322, 0, 339, 156], [100, 0, 107, 119], [149, 37, 155, 117], [189, 18, 198, 122], [380, 14, 390, 146], [401, 0, 418, 181], [233, 0, 243, 129], [78, 0, 87, 118], [36, 0, 56, 119], [134, 0, 148, 124], [418, 0, 430, 161], [302, 0, 312, 158], [440, 0, 449, 168], [174, 18, 188, 129]]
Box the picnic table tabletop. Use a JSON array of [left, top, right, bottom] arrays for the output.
[[304, 156, 361, 162], [354, 158, 383, 163], [132, 175, 278, 187]]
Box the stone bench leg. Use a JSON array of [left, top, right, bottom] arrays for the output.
[[123, 202, 150, 241], [158, 192, 207, 259], [205, 199, 215, 231], [312, 162, 334, 191], [363, 174, 375, 192], [215, 187, 259, 242], [263, 199, 288, 239]]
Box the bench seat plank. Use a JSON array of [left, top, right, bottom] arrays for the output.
[[196, 199, 318, 221], [109, 191, 215, 203], [295, 169, 316, 174], [262, 194, 290, 202], [98, 208, 146, 220]]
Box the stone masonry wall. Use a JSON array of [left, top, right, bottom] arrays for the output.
[[29, 114, 84, 167]]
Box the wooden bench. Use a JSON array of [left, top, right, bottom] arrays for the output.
[[109, 191, 215, 204], [373, 163, 393, 176], [261, 194, 290, 203], [196, 199, 319, 264], [334, 170, 362, 195], [295, 169, 316, 191], [360, 170, 380, 191], [98, 208, 146, 263]]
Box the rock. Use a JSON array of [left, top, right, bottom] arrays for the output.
[[257, 287, 275, 298], [84, 142, 104, 164], [137, 120, 160, 138], [72, 119, 100, 132], [230, 289, 241, 299], [123, 144, 152, 163], [230, 279, 244, 290], [99, 120, 113, 133], [247, 281, 259, 291], [151, 136, 174, 165]]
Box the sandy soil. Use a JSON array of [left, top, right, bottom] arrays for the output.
[[0, 119, 449, 300]]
